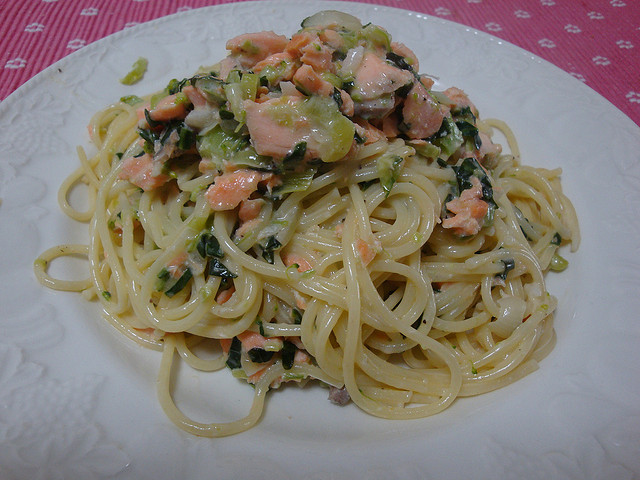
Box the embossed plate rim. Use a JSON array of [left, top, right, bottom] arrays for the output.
[[1, 1, 639, 479]]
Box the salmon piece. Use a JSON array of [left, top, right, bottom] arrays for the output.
[[219, 338, 232, 354], [286, 31, 335, 72], [204, 169, 275, 211], [443, 87, 479, 117], [254, 85, 270, 103], [300, 40, 334, 73], [226, 31, 289, 69], [247, 367, 270, 384], [119, 153, 169, 191], [352, 52, 413, 101], [235, 198, 265, 238], [182, 85, 208, 109], [261, 173, 282, 193], [354, 118, 386, 145], [166, 251, 188, 278], [293, 290, 308, 311], [285, 31, 316, 57], [252, 51, 297, 83], [238, 198, 264, 222], [243, 97, 315, 159], [135, 102, 151, 122], [282, 252, 314, 272], [391, 41, 419, 70], [218, 56, 242, 80], [252, 51, 294, 72], [319, 28, 344, 50], [293, 64, 334, 97], [478, 132, 502, 161], [382, 112, 400, 138], [149, 94, 188, 122], [420, 76, 435, 90], [339, 89, 355, 116], [215, 285, 235, 305], [234, 217, 262, 238], [237, 330, 270, 350], [401, 81, 446, 139], [442, 177, 489, 236], [356, 237, 381, 266], [294, 349, 311, 364]]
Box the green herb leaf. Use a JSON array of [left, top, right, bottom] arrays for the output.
[[497, 258, 515, 281], [144, 109, 163, 129], [177, 125, 195, 150], [332, 87, 343, 109], [248, 348, 275, 363], [292, 308, 303, 325], [281, 340, 296, 370], [226, 337, 242, 369], [260, 235, 282, 264], [165, 268, 193, 297], [452, 157, 495, 207], [155, 267, 171, 291], [283, 141, 307, 166], [166, 77, 189, 95], [208, 258, 237, 278], [386, 51, 412, 71], [197, 232, 223, 259]]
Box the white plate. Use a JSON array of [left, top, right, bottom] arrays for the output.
[[1, 1, 639, 478]]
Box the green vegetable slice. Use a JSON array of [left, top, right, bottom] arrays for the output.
[[120, 57, 148, 85]]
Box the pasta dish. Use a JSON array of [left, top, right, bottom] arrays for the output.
[[34, 10, 579, 437]]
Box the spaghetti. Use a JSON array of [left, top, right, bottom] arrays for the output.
[[34, 11, 579, 437]]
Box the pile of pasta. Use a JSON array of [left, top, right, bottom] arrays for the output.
[[35, 11, 578, 436]]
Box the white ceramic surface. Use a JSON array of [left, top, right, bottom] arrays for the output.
[[1, 2, 639, 479]]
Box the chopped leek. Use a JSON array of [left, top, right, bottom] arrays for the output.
[[120, 95, 143, 105], [274, 169, 317, 196], [549, 254, 568, 272], [208, 258, 237, 279], [120, 57, 148, 85], [377, 153, 403, 197]]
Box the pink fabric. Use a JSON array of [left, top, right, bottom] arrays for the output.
[[1, 0, 638, 126]]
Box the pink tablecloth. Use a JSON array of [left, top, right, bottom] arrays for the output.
[[1, 0, 639, 126]]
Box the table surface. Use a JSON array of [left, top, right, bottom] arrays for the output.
[[1, 0, 639, 127]]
